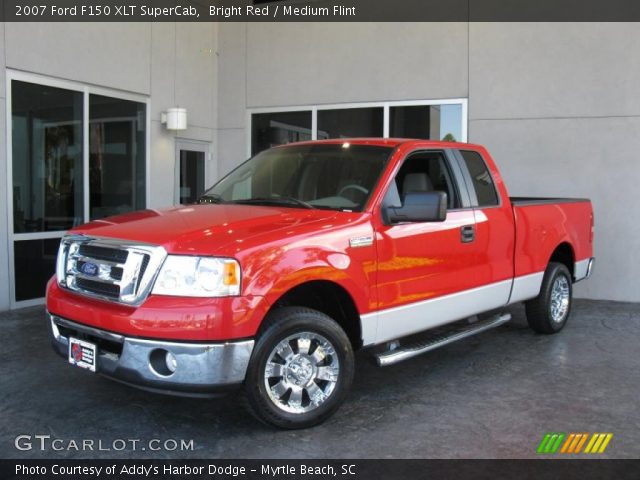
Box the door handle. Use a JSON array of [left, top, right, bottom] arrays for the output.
[[461, 225, 475, 243]]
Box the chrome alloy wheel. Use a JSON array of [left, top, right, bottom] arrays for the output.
[[264, 332, 340, 414], [550, 275, 570, 323]]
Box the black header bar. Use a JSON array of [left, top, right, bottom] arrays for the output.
[[3, 459, 640, 480], [2, 0, 640, 22]]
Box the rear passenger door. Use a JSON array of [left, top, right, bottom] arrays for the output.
[[373, 149, 481, 343], [454, 149, 515, 293]]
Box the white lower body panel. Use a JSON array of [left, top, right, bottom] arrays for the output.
[[360, 260, 594, 346], [507, 271, 544, 304], [361, 279, 513, 346]]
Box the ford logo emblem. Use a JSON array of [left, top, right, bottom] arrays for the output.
[[81, 262, 99, 276]]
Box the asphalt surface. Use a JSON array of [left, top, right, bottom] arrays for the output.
[[1, 300, 638, 459]]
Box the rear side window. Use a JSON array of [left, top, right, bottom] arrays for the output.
[[460, 150, 499, 207]]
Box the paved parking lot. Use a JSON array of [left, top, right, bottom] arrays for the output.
[[1, 300, 639, 459]]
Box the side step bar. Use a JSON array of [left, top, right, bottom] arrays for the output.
[[374, 313, 512, 367]]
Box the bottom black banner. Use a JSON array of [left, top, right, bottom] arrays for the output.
[[2, 459, 639, 480]]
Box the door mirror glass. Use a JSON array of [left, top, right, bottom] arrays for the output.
[[385, 191, 448, 224]]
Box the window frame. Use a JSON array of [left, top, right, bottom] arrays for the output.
[[5, 69, 150, 309], [246, 98, 468, 158]]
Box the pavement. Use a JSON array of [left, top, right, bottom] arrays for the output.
[[1, 299, 638, 459]]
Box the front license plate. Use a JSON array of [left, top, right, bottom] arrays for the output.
[[68, 337, 97, 372]]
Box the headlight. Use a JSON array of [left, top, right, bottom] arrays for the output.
[[152, 256, 241, 297]]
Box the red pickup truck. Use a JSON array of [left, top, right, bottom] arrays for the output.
[[47, 139, 594, 428]]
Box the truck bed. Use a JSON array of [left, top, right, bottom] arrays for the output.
[[511, 197, 593, 279]]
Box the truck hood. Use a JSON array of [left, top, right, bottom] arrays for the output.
[[73, 204, 339, 256]]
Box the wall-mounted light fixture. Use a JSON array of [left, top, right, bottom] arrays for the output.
[[161, 107, 188, 131]]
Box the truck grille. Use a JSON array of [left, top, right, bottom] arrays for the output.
[[78, 244, 129, 263], [76, 277, 121, 299], [56, 235, 167, 306]]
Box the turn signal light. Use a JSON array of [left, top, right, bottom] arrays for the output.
[[223, 261, 239, 286]]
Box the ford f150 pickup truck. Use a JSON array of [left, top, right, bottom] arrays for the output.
[[47, 139, 594, 428]]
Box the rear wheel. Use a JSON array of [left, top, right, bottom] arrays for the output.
[[244, 307, 354, 429], [525, 262, 573, 334]]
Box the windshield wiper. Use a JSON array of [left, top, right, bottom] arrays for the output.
[[198, 194, 224, 204], [231, 197, 315, 209]]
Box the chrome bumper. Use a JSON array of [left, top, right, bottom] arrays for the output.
[[48, 314, 254, 397], [574, 257, 595, 282]]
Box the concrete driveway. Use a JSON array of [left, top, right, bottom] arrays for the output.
[[1, 300, 638, 459]]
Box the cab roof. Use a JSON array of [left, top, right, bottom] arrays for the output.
[[274, 137, 481, 151]]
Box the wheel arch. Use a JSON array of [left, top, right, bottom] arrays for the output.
[[263, 280, 363, 350], [548, 242, 576, 280]]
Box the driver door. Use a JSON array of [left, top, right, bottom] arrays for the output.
[[373, 149, 483, 343]]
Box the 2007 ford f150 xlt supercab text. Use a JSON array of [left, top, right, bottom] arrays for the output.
[[47, 139, 594, 428]]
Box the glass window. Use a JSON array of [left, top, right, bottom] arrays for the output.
[[460, 150, 499, 207], [179, 150, 206, 204], [252, 111, 312, 155], [387, 151, 460, 209], [390, 104, 462, 141], [317, 107, 383, 139], [13, 238, 60, 301], [89, 94, 146, 220], [11, 81, 84, 233], [201, 144, 392, 212]]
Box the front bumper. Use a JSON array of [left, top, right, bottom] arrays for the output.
[[48, 313, 254, 397]]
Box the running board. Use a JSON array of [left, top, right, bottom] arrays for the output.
[[374, 313, 512, 367]]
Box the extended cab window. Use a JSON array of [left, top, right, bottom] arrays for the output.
[[460, 150, 499, 207], [383, 151, 460, 209], [201, 144, 392, 212]]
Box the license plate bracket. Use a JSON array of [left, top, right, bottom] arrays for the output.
[[68, 337, 97, 372]]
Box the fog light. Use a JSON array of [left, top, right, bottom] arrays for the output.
[[166, 351, 177, 373], [149, 348, 177, 377]]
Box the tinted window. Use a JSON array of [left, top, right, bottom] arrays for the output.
[[317, 107, 383, 139], [460, 150, 499, 207], [252, 111, 312, 155], [89, 94, 146, 220], [390, 104, 462, 141], [179, 150, 205, 204], [12, 81, 84, 232], [13, 238, 60, 301]]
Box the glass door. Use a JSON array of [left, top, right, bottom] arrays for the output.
[[7, 73, 148, 307], [10, 80, 84, 304], [175, 140, 211, 205]]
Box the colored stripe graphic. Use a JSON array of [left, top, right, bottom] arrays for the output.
[[539, 433, 613, 454], [537, 434, 552, 454], [574, 433, 589, 453], [560, 433, 575, 453], [585, 433, 613, 454], [550, 433, 565, 453], [537, 433, 565, 454]]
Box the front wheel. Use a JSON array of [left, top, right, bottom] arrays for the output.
[[244, 307, 354, 429], [525, 262, 573, 334]]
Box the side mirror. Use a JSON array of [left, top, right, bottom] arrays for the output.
[[384, 191, 448, 224]]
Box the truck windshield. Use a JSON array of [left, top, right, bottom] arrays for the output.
[[199, 144, 393, 211]]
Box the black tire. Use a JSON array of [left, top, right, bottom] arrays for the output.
[[243, 307, 355, 429], [525, 262, 573, 334]]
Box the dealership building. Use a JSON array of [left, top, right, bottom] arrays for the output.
[[0, 21, 637, 310]]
